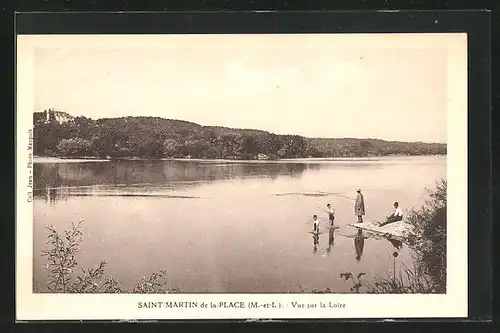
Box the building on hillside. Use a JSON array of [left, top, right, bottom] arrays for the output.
[[257, 153, 269, 160], [50, 110, 74, 123], [35, 109, 74, 124]]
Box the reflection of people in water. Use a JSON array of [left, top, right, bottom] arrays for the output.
[[378, 202, 403, 227], [354, 229, 365, 261], [326, 227, 335, 253], [312, 233, 319, 253]]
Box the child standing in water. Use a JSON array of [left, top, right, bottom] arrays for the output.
[[325, 203, 335, 227], [312, 214, 320, 233]]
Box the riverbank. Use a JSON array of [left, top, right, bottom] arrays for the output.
[[34, 154, 446, 164], [34, 156, 110, 163]]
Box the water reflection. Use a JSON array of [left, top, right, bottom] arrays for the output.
[[326, 228, 335, 254], [33, 187, 60, 206], [48, 188, 57, 205], [345, 227, 405, 262], [34, 160, 317, 188], [33, 160, 330, 203], [354, 229, 366, 262], [312, 233, 319, 254], [388, 238, 403, 250], [33, 185, 203, 206], [32, 156, 445, 293]]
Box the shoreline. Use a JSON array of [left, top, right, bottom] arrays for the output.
[[33, 156, 111, 163], [34, 154, 446, 164]]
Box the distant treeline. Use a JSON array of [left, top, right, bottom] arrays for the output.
[[33, 110, 447, 159]]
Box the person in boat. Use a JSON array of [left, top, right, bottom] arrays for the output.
[[354, 188, 365, 223], [378, 201, 403, 227], [354, 229, 365, 262], [325, 203, 335, 227], [312, 214, 320, 233]]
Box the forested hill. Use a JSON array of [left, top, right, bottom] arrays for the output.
[[33, 110, 447, 159]]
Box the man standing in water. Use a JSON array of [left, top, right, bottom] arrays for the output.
[[354, 188, 365, 223]]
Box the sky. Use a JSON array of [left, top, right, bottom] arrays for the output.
[[31, 34, 463, 143]]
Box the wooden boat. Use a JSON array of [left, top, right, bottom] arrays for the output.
[[348, 221, 415, 242]]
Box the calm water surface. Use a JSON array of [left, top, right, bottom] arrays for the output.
[[33, 156, 446, 293]]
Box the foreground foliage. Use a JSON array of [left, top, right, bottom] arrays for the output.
[[405, 178, 447, 292], [312, 180, 446, 294], [332, 265, 439, 294], [40, 220, 179, 293]]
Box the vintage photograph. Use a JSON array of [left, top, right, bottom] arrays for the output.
[[17, 32, 468, 320], [29, 34, 448, 295]]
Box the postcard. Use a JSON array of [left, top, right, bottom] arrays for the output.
[[16, 32, 467, 320]]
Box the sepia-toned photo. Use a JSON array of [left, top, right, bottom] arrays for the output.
[[16, 33, 468, 320]]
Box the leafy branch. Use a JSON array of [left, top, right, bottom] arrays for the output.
[[340, 272, 366, 293], [40, 220, 179, 294]]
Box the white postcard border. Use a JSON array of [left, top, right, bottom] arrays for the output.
[[16, 33, 468, 320]]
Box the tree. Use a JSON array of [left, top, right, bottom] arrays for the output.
[[218, 133, 244, 158], [72, 116, 95, 140], [116, 147, 132, 157], [179, 139, 207, 158], [34, 110, 447, 159], [163, 139, 179, 157], [406, 179, 447, 292], [286, 135, 307, 157], [305, 145, 323, 158], [57, 138, 92, 157], [242, 136, 258, 159]]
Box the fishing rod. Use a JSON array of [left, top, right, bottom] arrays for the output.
[[313, 191, 357, 201], [329, 193, 356, 201]]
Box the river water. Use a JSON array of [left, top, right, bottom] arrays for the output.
[[33, 156, 446, 293]]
